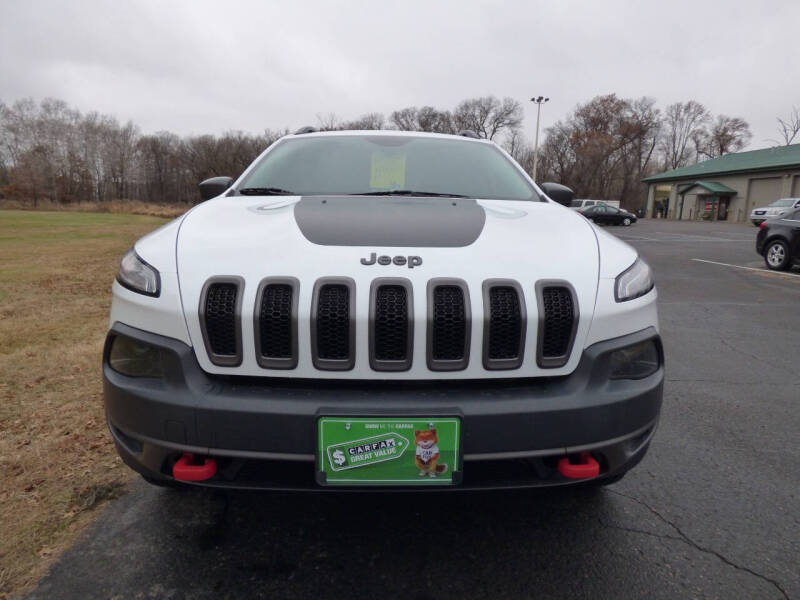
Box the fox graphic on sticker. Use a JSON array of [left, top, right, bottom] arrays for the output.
[[414, 429, 448, 478]]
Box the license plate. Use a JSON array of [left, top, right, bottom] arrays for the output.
[[317, 417, 461, 486]]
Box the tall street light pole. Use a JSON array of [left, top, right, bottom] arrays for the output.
[[530, 96, 549, 182]]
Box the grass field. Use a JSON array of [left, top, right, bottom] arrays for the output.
[[0, 210, 169, 598]]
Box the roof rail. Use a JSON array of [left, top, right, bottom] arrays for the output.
[[294, 126, 318, 135], [457, 130, 481, 139]]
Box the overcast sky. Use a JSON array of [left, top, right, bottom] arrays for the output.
[[1, 0, 798, 149]]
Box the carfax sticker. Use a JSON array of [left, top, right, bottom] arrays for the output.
[[369, 150, 406, 189], [318, 418, 460, 485]]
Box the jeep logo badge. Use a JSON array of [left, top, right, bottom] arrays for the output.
[[360, 252, 422, 269]]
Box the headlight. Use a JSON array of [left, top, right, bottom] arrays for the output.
[[108, 335, 164, 377], [117, 249, 160, 297], [614, 257, 654, 302], [609, 340, 660, 379]]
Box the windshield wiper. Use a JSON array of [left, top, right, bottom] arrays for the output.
[[238, 187, 296, 196], [351, 190, 470, 198]]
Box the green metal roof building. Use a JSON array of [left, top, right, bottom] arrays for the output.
[[642, 144, 800, 223]]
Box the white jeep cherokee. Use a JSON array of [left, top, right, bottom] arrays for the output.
[[104, 130, 663, 489]]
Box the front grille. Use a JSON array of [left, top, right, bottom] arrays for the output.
[[317, 286, 350, 359], [428, 279, 470, 371], [483, 281, 526, 369], [255, 278, 298, 369], [370, 279, 413, 371], [312, 278, 355, 370], [198, 276, 580, 374], [200, 278, 242, 366], [537, 284, 578, 368]]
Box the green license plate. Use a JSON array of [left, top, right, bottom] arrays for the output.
[[317, 417, 461, 486]]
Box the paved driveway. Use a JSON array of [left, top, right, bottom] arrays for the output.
[[30, 219, 799, 600]]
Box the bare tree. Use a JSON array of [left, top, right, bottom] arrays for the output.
[[415, 106, 454, 133], [536, 94, 662, 209], [773, 106, 800, 146], [696, 115, 751, 159], [0, 93, 757, 212], [389, 106, 453, 133], [0, 97, 288, 206], [503, 128, 532, 169], [315, 113, 342, 131], [453, 96, 522, 139], [342, 112, 385, 130], [659, 100, 710, 170], [389, 107, 419, 131]]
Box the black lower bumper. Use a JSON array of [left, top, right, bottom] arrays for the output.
[[104, 323, 663, 490]]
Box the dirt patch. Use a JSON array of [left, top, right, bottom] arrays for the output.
[[0, 209, 168, 598]]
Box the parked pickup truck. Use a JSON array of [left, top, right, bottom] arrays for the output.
[[104, 129, 663, 491]]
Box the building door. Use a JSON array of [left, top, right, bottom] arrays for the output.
[[717, 197, 729, 220]]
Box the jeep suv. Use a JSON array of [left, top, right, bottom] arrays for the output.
[[104, 130, 663, 489]]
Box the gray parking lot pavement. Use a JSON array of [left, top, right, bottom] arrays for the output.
[[29, 219, 799, 600]]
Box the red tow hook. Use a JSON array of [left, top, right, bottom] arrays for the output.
[[558, 453, 600, 479], [172, 453, 217, 482]]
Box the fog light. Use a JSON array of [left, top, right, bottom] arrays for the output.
[[609, 340, 659, 380], [109, 336, 164, 377]]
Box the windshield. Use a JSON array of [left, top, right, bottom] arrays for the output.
[[771, 198, 796, 207], [569, 200, 584, 207], [237, 135, 537, 200]]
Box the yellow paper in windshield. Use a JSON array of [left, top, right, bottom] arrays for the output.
[[370, 151, 406, 189]]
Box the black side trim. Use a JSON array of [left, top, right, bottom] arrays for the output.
[[482, 279, 526, 370], [369, 278, 414, 372], [311, 277, 356, 371], [254, 277, 299, 370], [535, 280, 579, 369], [427, 278, 471, 371], [199, 276, 244, 367]]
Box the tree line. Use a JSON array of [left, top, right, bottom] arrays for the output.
[[1, 95, 792, 209]]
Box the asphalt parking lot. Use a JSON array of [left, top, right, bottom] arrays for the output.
[[30, 219, 799, 600]]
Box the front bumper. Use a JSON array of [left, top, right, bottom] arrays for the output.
[[104, 323, 664, 490]]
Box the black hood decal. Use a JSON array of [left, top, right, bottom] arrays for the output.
[[294, 196, 486, 247]]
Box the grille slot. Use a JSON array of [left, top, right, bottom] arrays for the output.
[[312, 278, 355, 370], [537, 283, 578, 368], [370, 279, 413, 371], [483, 281, 526, 370], [200, 278, 243, 367], [255, 278, 298, 369], [427, 279, 470, 371]]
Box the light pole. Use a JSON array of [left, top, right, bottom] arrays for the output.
[[530, 96, 549, 182]]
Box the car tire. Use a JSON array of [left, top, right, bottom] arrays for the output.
[[764, 239, 790, 271], [622, 217, 631, 226]]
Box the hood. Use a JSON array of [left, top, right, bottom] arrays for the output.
[[176, 194, 599, 290], [174, 195, 607, 379]]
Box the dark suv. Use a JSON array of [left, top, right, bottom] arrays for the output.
[[756, 208, 800, 271]]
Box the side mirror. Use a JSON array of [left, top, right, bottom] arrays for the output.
[[199, 176, 234, 201], [540, 182, 575, 206]]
